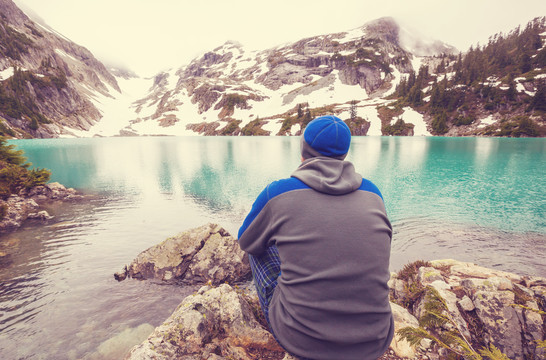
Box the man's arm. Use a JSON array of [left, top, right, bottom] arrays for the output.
[[237, 184, 274, 256]]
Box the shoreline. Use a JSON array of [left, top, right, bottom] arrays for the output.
[[390, 218, 546, 278], [0, 182, 84, 234]]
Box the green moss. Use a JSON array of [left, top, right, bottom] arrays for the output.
[[424, 271, 438, 279]]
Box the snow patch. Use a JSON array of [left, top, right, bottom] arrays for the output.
[[338, 27, 366, 44], [401, 107, 431, 136], [79, 76, 153, 137], [54, 48, 79, 62], [477, 115, 496, 128], [289, 70, 368, 108], [410, 56, 424, 72], [0, 67, 15, 80], [359, 104, 383, 136], [261, 118, 283, 135]]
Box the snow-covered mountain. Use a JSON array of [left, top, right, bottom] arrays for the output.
[[2, 0, 543, 138], [86, 17, 457, 137]]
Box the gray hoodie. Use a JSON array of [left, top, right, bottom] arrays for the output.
[[238, 157, 394, 360]]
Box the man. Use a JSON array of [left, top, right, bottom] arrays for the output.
[[238, 115, 394, 360]]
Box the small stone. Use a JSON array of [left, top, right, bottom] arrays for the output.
[[114, 266, 128, 281], [163, 271, 173, 281], [420, 338, 433, 349], [28, 210, 53, 220], [458, 295, 475, 312]]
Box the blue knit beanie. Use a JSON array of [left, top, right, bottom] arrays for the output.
[[301, 115, 351, 160]]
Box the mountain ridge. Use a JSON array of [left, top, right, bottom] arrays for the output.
[[116, 16, 458, 137], [0, 0, 544, 138]]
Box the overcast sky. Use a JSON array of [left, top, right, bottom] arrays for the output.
[[13, 0, 546, 77]]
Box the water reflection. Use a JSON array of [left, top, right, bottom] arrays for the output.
[[11, 136, 546, 235]]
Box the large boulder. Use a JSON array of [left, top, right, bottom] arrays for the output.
[[390, 259, 546, 360], [125, 284, 286, 360], [115, 223, 251, 285], [120, 229, 545, 360]]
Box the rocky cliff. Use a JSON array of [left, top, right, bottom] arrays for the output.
[[0, 0, 120, 138], [117, 224, 546, 360]]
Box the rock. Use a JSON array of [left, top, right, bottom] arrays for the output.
[[389, 302, 420, 358], [432, 259, 522, 283], [114, 266, 128, 281], [472, 288, 523, 359], [122, 241, 545, 360], [417, 266, 444, 284], [394, 259, 546, 360], [458, 295, 475, 312], [117, 223, 251, 285], [25, 182, 83, 201], [0, 195, 40, 231], [27, 210, 54, 220], [125, 284, 286, 360], [1, 182, 83, 233]]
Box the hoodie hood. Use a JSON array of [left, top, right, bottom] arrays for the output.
[[291, 157, 362, 195]]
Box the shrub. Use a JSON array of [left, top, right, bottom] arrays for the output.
[[431, 112, 449, 134], [453, 115, 475, 126], [241, 118, 269, 136], [220, 120, 241, 135], [382, 118, 414, 136], [0, 137, 51, 199]]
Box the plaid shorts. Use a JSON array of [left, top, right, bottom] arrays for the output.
[[248, 245, 281, 326], [248, 246, 314, 360]]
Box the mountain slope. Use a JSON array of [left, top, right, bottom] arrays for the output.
[[0, 0, 120, 138], [116, 16, 544, 138], [389, 16, 546, 137], [106, 17, 455, 137]]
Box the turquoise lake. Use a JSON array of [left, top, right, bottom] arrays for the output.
[[0, 136, 545, 359]]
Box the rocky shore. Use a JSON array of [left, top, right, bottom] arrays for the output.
[[0, 182, 83, 233], [116, 224, 546, 360]]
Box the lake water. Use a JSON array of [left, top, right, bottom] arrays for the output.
[[0, 136, 545, 359]]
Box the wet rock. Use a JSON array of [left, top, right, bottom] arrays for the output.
[[116, 223, 251, 285], [28, 210, 53, 220], [0, 182, 83, 233], [125, 284, 285, 360], [23, 182, 83, 201], [0, 195, 40, 231]]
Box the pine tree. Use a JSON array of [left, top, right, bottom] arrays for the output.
[[506, 74, 517, 102], [349, 100, 357, 121], [297, 104, 303, 118], [529, 80, 546, 112]]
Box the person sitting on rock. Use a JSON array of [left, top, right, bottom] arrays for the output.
[[237, 115, 394, 360]]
